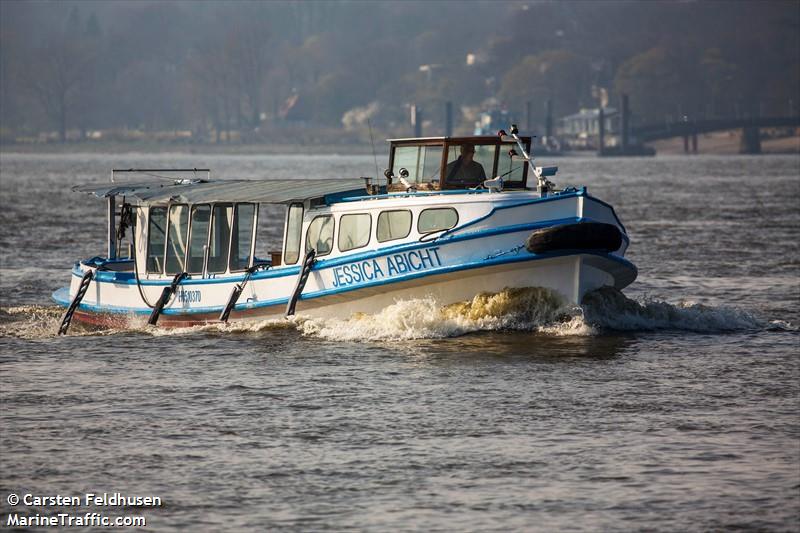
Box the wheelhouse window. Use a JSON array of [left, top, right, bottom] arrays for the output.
[[146, 206, 167, 273], [496, 142, 527, 185], [229, 203, 256, 272], [186, 204, 210, 274], [208, 204, 232, 274], [338, 213, 371, 252], [418, 208, 458, 234], [388, 137, 531, 192], [165, 204, 190, 275], [377, 210, 412, 242], [392, 145, 443, 187], [305, 215, 334, 257], [444, 143, 492, 187], [283, 203, 303, 264]]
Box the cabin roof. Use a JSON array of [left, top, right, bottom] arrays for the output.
[[73, 178, 367, 205], [387, 135, 531, 144]]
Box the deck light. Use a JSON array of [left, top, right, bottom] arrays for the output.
[[398, 168, 415, 192]]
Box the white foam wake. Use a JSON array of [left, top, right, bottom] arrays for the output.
[[1, 287, 792, 341], [581, 287, 774, 333], [299, 286, 785, 341], [0, 305, 64, 339], [144, 317, 293, 337], [299, 287, 582, 341]]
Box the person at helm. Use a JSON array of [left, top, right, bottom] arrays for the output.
[[445, 143, 486, 187]]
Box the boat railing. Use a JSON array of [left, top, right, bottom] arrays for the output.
[[110, 168, 211, 183]]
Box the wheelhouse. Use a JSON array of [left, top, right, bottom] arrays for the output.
[[386, 135, 532, 192]]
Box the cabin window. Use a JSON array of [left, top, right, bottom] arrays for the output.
[[305, 215, 334, 257], [444, 143, 492, 186], [338, 213, 371, 252], [165, 205, 190, 275], [208, 204, 232, 274], [393, 145, 444, 185], [497, 142, 526, 184], [418, 207, 458, 234], [283, 203, 303, 264], [146, 206, 167, 273], [376, 210, 412, 242], [186, 204, 210, 274], [421, 146, 443, 183], [230, 203, 256, 272]]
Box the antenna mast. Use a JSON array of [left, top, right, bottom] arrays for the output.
[[500, 124, 557, 197], [367, 118, 381, 188]]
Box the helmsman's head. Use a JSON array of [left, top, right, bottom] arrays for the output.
[[461, 143, 476, 161]]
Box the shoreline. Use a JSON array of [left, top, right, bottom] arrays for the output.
[[0, 142, 382, 156], [1, 132, 797, 157]]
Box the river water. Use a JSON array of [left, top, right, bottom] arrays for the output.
[[0, 152, 798, 531]]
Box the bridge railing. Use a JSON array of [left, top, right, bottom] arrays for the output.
[[632, 115, 800, 142]]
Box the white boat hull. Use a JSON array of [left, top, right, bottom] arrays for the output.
[[53, 190, 636, 329], [295, 253, 630, 318], [54, 251, 634, 328]]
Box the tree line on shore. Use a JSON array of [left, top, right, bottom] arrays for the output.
[[1, 0, 797, 144]]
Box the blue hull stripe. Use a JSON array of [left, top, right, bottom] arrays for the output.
[[436, 189, 627, 239], [54, 250, 636, 317]]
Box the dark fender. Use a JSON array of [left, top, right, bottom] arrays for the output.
[[525, 222, 623, 254]]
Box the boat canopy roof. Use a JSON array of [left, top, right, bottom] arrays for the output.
[[73, 178, 367, 205], [386, 135, 532, 142]]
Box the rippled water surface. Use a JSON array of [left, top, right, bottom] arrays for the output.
[[1, 152, 798, 531]]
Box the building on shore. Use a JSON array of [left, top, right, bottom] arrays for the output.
[[558, 107, 618, 150]]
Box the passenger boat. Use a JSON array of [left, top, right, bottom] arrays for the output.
[[53, 127, 636, 333]]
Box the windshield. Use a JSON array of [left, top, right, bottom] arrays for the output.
[[444, 143, 492, 187], [392, 145, 443, 186]]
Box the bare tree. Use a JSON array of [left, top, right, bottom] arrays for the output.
[[187, 41, 238, 143], [24, 33, 94, 142], [224, 15, 271, 130]]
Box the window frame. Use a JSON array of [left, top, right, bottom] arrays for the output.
[[420, 145, 444, 184], [496, 142, 529, 186], [417, 207, 459, 235], [392, 145, 421, 182], [207, 202, 234, 275], [337, 213, 372, 253], [164, 203, 190, 275], [283, 202, 304, 265], [444, 143, 495, 185], [228, 202, 258, 273], [186, 203, 211, 276], [305, 214, 335, 258], [146, 205, 168, 275], [388, 143, 445, 190], [376, 209, 413, 243]]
